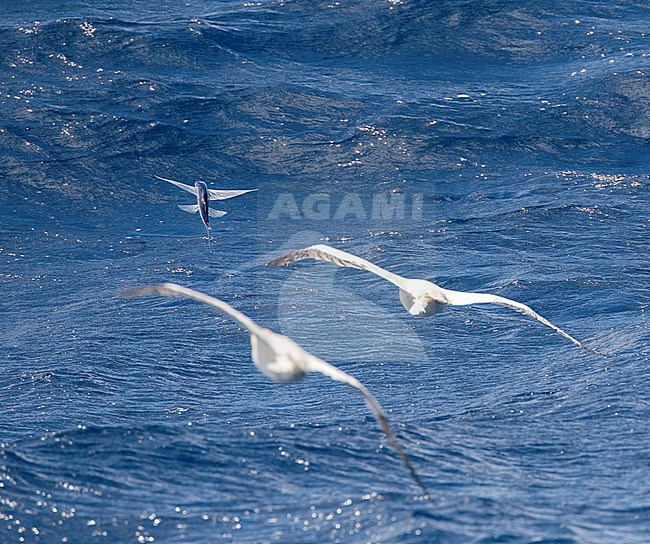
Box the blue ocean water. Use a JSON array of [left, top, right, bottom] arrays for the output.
[[1, 0, 649, 542]]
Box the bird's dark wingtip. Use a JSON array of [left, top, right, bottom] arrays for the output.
[[266, 256, 286, 267], [581, 342, 605, 357], [118, 284, 175, 298], [118, 286, 155, 298]]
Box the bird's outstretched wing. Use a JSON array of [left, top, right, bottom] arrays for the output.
[[207, 188, 257, 201], [442, 288, 600, 354], [304, 356, 431, 497], [267, 244, 407, 288], [155, 175, 197, 195], [119, 283, 263, 336]]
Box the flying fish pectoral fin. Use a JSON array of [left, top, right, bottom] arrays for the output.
[[208, 188, 257, 201], [155, 175, 197, 195], [208, 208, 227, 218], [178, 204, 199, 214]]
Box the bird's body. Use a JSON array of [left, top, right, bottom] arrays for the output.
[[394, 278, 449, 317], [250, 329, 310, 383], [268, 244, 600, 354], [120, 283, 430, 497]]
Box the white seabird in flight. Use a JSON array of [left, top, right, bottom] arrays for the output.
[[267, 244, 600, 354], [119, 282, 431, 497]]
